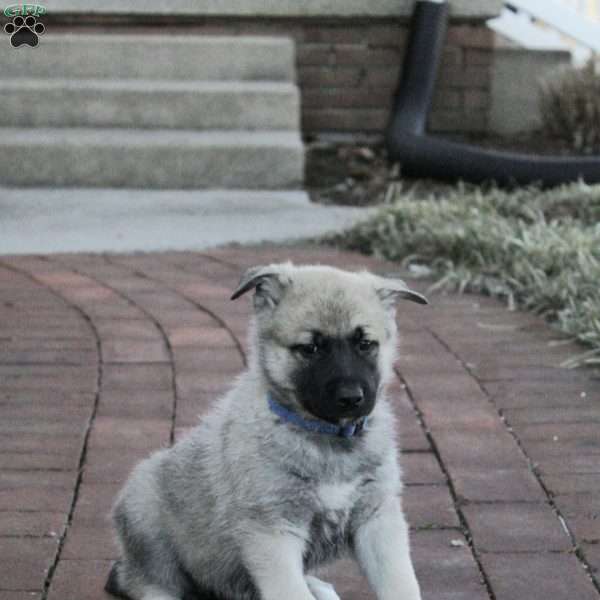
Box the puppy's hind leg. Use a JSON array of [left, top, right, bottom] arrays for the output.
[[105, 562, 182, 600], [306, 575, 341, 600], [106, 562, 132, 599], [138, 586, 181, 600]]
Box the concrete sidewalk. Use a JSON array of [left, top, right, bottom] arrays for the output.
[[0, 188, 372, 255], [0, 246, 599, 600]]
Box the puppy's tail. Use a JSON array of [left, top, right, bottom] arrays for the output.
[[105, 561, 132, 599]]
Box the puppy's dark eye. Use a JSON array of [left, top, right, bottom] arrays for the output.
[[357, 339, 378, 353], [293, 343, 319, 357]]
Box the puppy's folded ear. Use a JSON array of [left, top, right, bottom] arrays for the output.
[[373, 275, 428, 307], [231, 264, 292, 310]]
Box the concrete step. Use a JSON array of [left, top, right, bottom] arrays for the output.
[[39, 0, 505, 19], [0, 79, 300, 130], [0, 128, 304, 189], [0, 34, 295, 81]]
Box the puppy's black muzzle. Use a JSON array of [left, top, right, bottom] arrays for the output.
[[295, 337, 379, 424]]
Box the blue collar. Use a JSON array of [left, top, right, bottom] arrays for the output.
[[267, 393, 368, 439]]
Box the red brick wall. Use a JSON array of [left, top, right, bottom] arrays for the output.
[[194, 19, 495, 136], [49, 17, 495, 137]]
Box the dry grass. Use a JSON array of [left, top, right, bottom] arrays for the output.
[[326, 182, 600, 366]]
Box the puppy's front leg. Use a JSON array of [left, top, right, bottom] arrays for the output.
[[241, 528, 316, 600], [354, 496, 422, 600]]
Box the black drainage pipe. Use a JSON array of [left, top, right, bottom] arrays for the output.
[[386, 0, 600, 187]]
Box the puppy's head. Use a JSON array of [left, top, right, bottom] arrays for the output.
[[231, 263, 427, 424]]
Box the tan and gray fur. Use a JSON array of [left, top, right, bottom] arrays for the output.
[[106, 263, 427, 600]]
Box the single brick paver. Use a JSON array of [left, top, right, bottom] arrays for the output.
[[479, 553, 599, 600], [1, 247, 599, 600], [450, 466, 546, 503], [462, 502, 572, 553]]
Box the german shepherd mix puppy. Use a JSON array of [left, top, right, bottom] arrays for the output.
[[106, 263, 427, 600]]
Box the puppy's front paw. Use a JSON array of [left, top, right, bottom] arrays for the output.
[[306, 575, 341, 600]]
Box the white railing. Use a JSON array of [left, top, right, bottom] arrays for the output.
[[508, 0, 600, 52], [489, 0, 600, 63], [489, 10, 572, 50]]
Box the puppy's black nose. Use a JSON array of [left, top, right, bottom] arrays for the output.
[[335, 383, 365, 409]]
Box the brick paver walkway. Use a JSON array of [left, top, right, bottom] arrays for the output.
[[0, 246, 599, 600]]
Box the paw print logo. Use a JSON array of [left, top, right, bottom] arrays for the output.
[[4, 15, 45, 47]]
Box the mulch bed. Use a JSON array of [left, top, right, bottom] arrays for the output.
[[305, 133, 580, 207]]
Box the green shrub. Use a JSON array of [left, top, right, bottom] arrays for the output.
[[539, 60, 600, 154], [327, 182, 600, 366]]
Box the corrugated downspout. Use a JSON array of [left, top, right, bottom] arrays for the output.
[[386, 0, 600, 187]]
